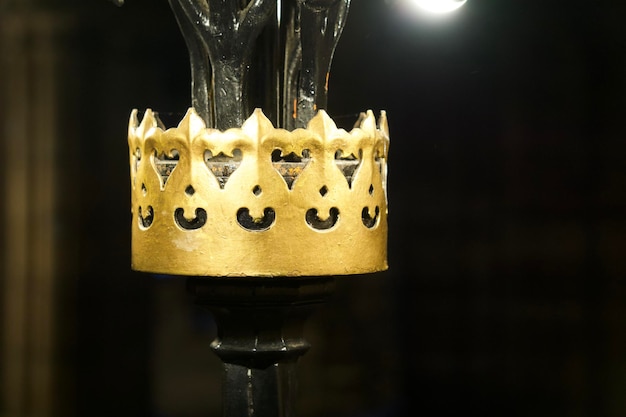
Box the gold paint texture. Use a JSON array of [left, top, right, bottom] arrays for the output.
[[128, 108, 389, 277]]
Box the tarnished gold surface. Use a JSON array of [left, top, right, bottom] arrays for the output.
[[128, 108, 389, 277]]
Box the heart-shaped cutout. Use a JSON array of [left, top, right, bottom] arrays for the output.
[[154, 149, 179, 187], [334, 149, 361, 188], [272, 149, 310, 189], [205, 149, 242, 189]]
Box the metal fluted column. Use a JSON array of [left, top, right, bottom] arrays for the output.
[[187, 276, 335, 417]]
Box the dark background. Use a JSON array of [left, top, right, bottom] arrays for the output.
[[2, 0, 626, 416]]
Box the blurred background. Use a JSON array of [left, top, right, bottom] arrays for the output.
[[2, 0, 626, 416]]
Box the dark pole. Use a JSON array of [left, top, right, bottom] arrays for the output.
[[187, 276, 335, 417]]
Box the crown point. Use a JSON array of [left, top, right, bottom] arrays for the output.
[[129, 108, 139, 125], [178, 107, 207, 139], [352, 112, 367, 129], [358, 110, 377, 134], [128, 109, 139, 132], [242, 108, 274, 138], [143, 108, 156, 121], [378, 111, 389, 139], [252, 108, 265, 118], [307, 109, 338, 139], [135, 109, 159, 139]]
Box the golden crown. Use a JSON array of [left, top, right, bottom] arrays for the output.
[[128, 107, 389, 277]]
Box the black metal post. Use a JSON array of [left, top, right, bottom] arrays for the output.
[[187, 276, 335, 417]]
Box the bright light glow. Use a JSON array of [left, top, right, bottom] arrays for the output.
[[412, 0, 467, 14]]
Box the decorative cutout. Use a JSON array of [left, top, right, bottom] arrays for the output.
[[375, 150, 383, 174], [319, 185, 328, 197], [272, 149, 310, 189], [134, 148, 142, 175], [154, 149, 179, 186], [362, 206, 380, 229], [205, 149, 242, 188], [334, 149, 361, 188], [306, 207, 339, 230], [185, 185, 195, 196], [174, 207, 207, 230], [252, 185, 262, 196], [237, 207, 276, 231], [141, 183, 147, 196], [368, 184, 374, 195], [138, 205, 154, 229]]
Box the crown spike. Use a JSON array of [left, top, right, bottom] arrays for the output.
[[177, 107, 207, 141], [128, 109, 139, 136], [378, 110, 389, 140], [136, 109, 158, 139], [242, 108, 275, 140], [307, 109, 338, 140], [359, 110, 377, 135], [353, 112, 367, 130]]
